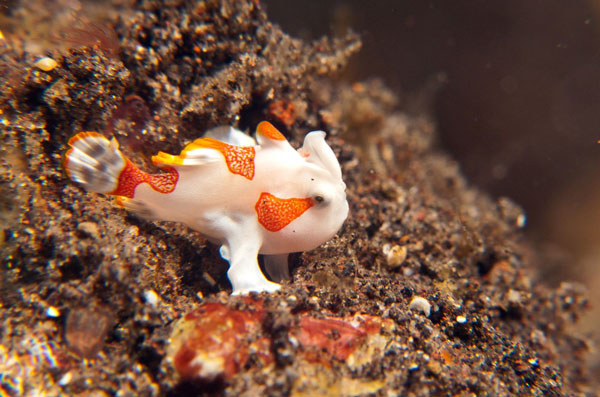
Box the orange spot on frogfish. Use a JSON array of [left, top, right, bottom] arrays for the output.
[[185, 138, 256, 180], [255, 192, 314, 232]]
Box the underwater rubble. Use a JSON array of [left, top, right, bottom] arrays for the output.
[[0, 0, 594, 395]]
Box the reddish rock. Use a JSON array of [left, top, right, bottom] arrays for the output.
[[170, 301, 272, 381], [65, 305, 113, 358], [169, 300, 386, 381], [293, 314, 383, 364]]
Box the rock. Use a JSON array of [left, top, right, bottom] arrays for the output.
[[409, 296, 432, 317]]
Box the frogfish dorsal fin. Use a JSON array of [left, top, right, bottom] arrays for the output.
[[255, 121, 295, 150], [152, 137, 256, 180]]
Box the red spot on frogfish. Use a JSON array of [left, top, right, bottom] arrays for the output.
[[110, 159, 178, 198]]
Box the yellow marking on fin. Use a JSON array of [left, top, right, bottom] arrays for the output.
[[114, 196, 128, 208], [151, 151, 185, 166], [150, 136, 257, 181], [257, 121, 286, 141], [182, 137, 229, 154], [155, 137, 255, 179], [151, 137, 228, 166]]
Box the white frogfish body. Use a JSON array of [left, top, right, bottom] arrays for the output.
[[63, 121, 348, 294]]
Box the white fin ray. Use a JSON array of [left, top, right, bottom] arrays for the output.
[[64, 133, 126, 193], [177, 148, 224, 166], [204, 126, 256, 147]]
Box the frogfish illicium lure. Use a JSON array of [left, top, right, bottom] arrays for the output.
[[63, 122, 348, 294]]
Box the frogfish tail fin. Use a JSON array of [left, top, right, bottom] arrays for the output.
[[64, 132, 179, 200], [63, 132, 128, 194]]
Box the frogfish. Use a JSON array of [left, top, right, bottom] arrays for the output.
[[63, 121, 348, 294]]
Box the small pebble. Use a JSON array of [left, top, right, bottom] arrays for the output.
[[287, 295, 297, 303], [144, 289, 159, 306], [58, 372, 72, 386], [34, 57, 58, 72], [516, 214, 527, 228], [409, 296, 431, 317], [456, 315, 467, 324], [202, 271, 217, 286], [528, 358, 539, 365], [426, 359, 442, 375], [65, 306, 112, 358], [383, 244, 407, 268], [507, 289, 522, 304], [77, 221, 100, 239], [46, 306, 60, 318]]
